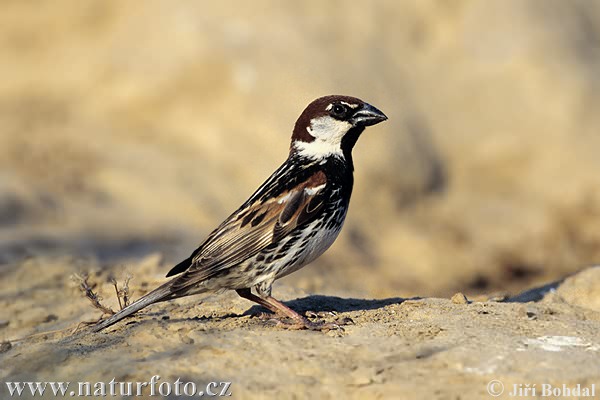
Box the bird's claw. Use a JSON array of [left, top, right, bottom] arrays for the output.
[[253, 312, 279, 321], [265, 316, 346, 332], [305, 310, 337, 319], [291, 319, 343, 332]]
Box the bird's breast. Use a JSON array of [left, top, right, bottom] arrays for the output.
[[272, 198, 348, 280]]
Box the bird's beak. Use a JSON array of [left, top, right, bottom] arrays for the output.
[[350, 103, 388, 127]]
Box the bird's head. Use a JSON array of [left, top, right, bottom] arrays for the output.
[[290, 95, 387, 161]]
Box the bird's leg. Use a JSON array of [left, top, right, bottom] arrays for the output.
[[260, 295, 344, 331], [236, 288, 282, 316], [236, 288, 341, 331]]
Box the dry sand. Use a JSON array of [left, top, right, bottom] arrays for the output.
[[2, 258, 600, 399]]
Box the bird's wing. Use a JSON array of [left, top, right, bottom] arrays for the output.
[[170, 170, 327, 290]]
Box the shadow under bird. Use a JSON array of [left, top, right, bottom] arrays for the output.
[[93, 95, 387, 332]]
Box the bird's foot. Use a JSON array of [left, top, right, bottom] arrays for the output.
[[272, 317, 343, 332], [305, 310, 336, 319], [306, 310, 354, 326], [251, 311, 340, 331], [239, 290, 352, 332], [253, 311, 276, 321], [268, 311, 354, 332]]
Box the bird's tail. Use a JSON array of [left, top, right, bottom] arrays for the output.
[[92, 281, 177, 333]]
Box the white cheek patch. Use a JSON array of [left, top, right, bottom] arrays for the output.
[[294, 116, 351, 160]]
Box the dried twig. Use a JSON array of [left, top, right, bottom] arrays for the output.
[[74, 273, 115, 316], [122, 275, 132, 308], [111, 274, 133, 310], [111, 279, 122, 310], [71, 319, 103, 335]]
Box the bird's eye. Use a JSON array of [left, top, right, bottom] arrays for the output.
[[331, 104, 347, 117]]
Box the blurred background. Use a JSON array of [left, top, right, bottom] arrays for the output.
[[1, 0, 599, 299]]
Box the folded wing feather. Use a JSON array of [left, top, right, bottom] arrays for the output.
[[170, 171, 327, 290]]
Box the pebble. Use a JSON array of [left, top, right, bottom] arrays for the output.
[[451, 293, 469, 304], [0, 341, 12, 353], [181, 335, 194, 345]]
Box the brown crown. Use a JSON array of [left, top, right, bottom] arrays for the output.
[[291, 95, 364, 143]]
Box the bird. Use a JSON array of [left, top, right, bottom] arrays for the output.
[[92, 95, 387, 332]]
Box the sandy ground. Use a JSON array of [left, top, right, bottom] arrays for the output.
[[2, 1, 600, 399], [2, 258, 600, 399]]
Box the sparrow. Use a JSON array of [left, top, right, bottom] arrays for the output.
[[93, 95, 387, 332]]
